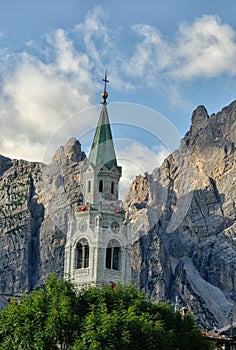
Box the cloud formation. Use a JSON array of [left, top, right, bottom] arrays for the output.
[[0, 8, 235, 185], [117, 142, 169, 199], [173, 15, 236, 79], [0, 29, 96, 160], [124, 15, 236, 82]]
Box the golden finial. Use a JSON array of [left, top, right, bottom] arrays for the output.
[[102, 72, 109, 104]]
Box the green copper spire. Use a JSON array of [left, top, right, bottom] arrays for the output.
[[88, 75, 117, 170]]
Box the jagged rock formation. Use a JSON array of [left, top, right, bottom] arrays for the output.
[[0, 156, 43, 294], [36, 138, 85, 284], [0, 100, 235, 330], [0, 138, 85, 295], [125, 100, 236, 329]]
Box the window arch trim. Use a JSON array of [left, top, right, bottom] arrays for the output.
[[75, 238, 90, 269], [105, 239, 121, 271]]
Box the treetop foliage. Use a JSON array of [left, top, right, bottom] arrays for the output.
[[0, 274, 213, 350]]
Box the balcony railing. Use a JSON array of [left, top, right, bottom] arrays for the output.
[[76, 203, 124, 214]]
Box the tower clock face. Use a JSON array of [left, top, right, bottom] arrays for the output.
[[79, 220, 87, 232], [111, 221, 120, 233]]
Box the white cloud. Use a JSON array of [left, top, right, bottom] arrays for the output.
[[117, 142, 169, 199], [49, 29, 90, 76], [74, 7, 132, 92], [123, 15, 236, 83], [122, 24, 171, 84], [0, 29, 97, 161], [173, 15, 236, 79], [74, 6, 114, 74]]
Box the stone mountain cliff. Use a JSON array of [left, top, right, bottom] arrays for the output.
[[0, 100, 235, 330], [0, 138, 85, 295], [124, 100, 236, 329]]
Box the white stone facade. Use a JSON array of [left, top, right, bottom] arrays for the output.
[[64, 202, 132, 289]]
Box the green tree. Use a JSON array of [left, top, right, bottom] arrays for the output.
[[0, 275, 213, 350], [73, 284, 212, 350], [0, 273, 79, 349]]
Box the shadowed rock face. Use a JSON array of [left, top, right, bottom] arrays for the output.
[[0, 138, 85, 295], [0, 101, 235, 330], [0, 157, 44, 295], [124, 100, 236, 330]]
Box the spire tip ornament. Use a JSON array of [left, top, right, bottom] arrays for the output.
[[102, 72, 109, 104]]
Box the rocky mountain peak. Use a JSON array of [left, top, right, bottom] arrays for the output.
[[52, 137, 86, 163], [189, 105, 209, 136]]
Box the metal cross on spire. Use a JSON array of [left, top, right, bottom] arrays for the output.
[[101, 72, 109, 104]]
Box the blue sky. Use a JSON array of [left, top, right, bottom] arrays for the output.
[[0, 1, 235, 195]]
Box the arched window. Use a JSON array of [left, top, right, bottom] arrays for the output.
[[75, 238, 89, 269], [78, 192, 83, 205], [87, 181, 91, 193], [106, 239, 121, 271], [111, 181, 114, 194], [99, 180, 103, 192]]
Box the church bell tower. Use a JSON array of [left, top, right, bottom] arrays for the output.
[[64, 75, 131, 289]]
